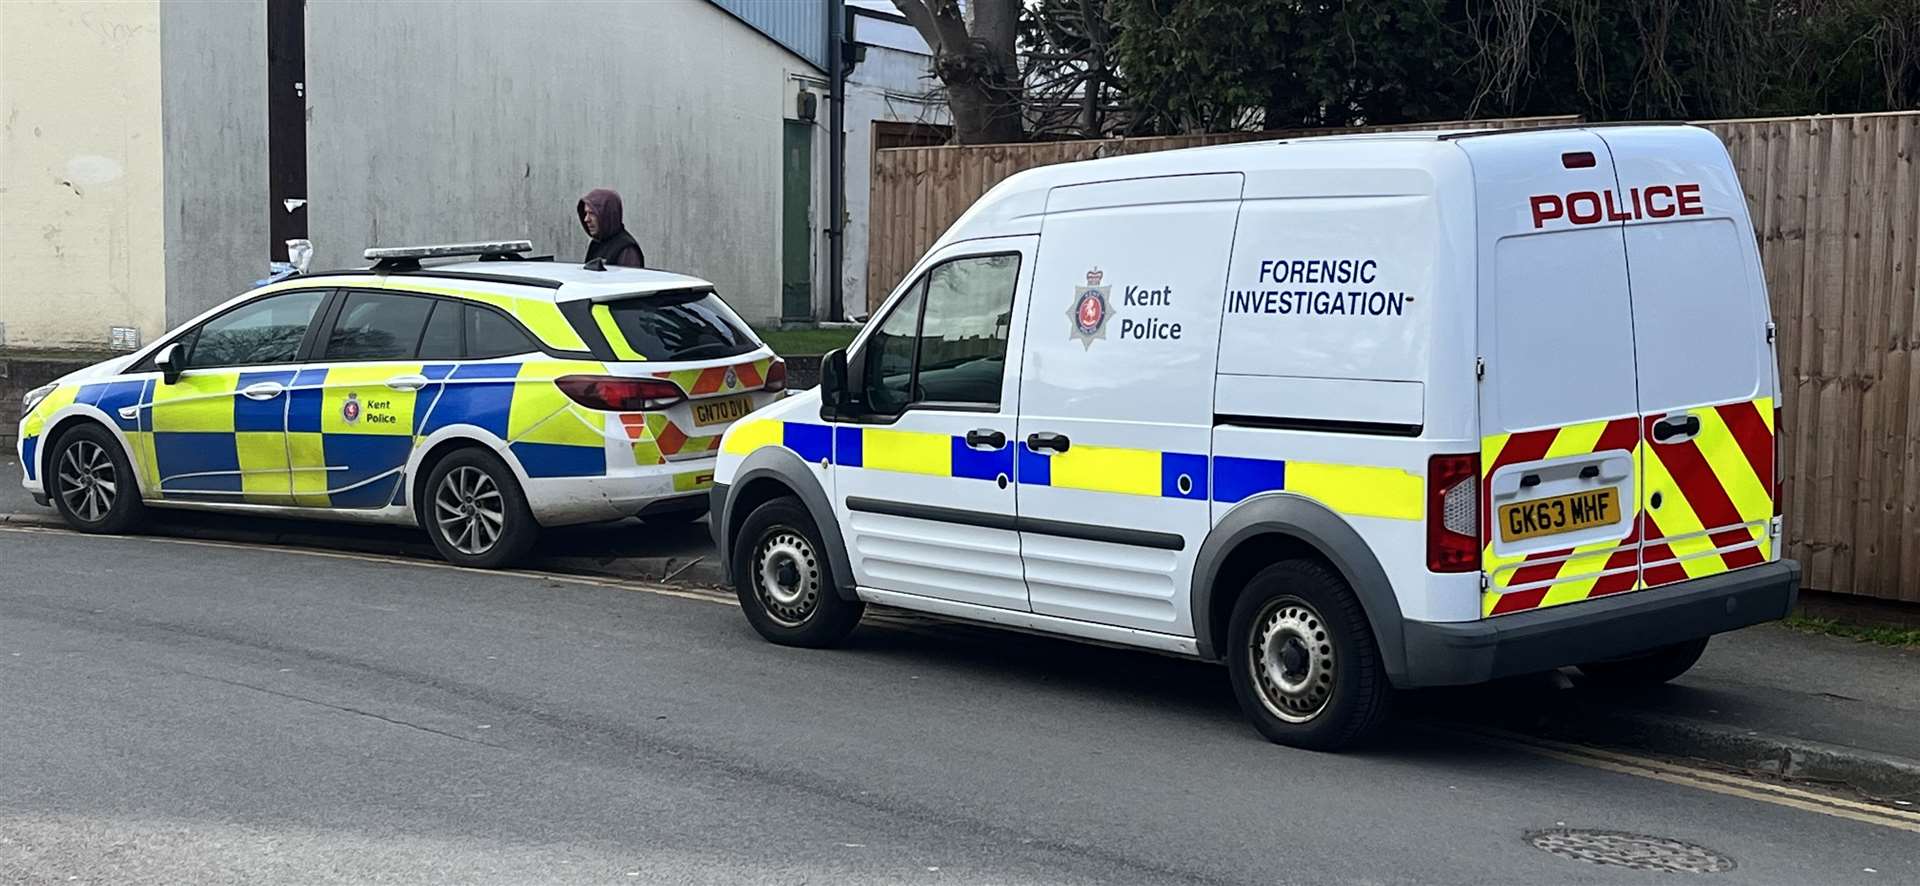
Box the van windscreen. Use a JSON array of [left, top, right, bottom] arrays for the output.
[[597, 289, 760, 361]]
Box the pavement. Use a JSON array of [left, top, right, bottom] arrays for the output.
[[5, 452, 1918, 804], [2, 527, 1915, 884]]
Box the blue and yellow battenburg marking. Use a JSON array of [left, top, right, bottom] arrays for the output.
[[724, 419, 1424, 520]]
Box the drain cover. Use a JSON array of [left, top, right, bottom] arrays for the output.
[[1527, 829, 1735, 873]]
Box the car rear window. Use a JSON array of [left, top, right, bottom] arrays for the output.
[[598, 290, 760, 361]]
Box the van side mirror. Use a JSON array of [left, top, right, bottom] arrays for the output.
[[155, 343, 185, 385], [819, 348, 849, 418]]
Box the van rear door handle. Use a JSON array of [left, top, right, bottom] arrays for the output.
[[1026, 431, 1070, 454], [1652, 414, 1702, 443], [386, 374, 430, 392], [240, 381, 285, 401], [965, 428, 1006, 449]]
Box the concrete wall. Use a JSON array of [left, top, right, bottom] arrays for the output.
[[0, 0, 168, 351], [159, 0, 269, 326], [304, 0, 815, 324], [843, 43, 944, 315]]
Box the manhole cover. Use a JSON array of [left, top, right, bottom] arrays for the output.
[[1527, 829, 1735, 873]]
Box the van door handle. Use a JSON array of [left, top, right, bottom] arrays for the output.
[[1026, 431, 1070, 453], [386, 374, 430, 392], [1652, 414, 1702, 443], [240, 381, 285, 401], [965, 428, 1006, 449]]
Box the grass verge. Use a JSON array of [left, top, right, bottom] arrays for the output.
[[753, 326, 858, 356], [1784, 615, 1920, 649]]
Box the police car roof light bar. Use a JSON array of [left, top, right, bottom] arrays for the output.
[[364, 240, 535, 272]]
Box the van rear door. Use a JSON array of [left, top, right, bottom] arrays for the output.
[[1460, 131, 1644, 617], [1597, 127, 1777, 587]]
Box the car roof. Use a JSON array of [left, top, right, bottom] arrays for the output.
[[307, 261, 717, 303]]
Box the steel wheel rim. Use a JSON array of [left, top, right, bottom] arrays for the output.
[[434, 466, 505, 556], [57, 440, 118, 524], [753, 529, 820, 628], [1248, 595, 1336, 724]]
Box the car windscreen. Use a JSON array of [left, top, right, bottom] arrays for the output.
[[598, 289, 760, 361]]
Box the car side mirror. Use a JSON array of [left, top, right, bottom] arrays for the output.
[[155, 342, 185, 385], [819, 348, 849, 418]]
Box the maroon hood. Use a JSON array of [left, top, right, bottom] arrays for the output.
[[578, 188, 625, 240]]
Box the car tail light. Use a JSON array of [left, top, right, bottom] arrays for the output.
[[1773, 404, 1783, 517], [764, 358, 788, 393], [1428, 453, 1481, 573], [555, 375, 685, 411]]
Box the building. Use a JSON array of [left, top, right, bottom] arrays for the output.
[[0, 0, 943, 354]]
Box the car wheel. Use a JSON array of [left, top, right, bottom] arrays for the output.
[[733, 497, 862, 648], [48, 423, 146, 534], [423, 448, 538, 569], [1576, 638, 1709, 688], [1226, 558, 1392, 751]]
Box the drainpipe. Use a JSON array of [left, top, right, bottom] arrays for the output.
[[826, 0, 847, 322]]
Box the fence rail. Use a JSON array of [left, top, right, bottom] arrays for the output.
[[866, 111, 1920, 603]]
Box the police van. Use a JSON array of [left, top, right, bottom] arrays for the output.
[[709, 125, 1802, 749], [17, 242, 784, 568]]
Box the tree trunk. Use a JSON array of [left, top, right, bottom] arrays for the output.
[[896, 0, 1025, 144]]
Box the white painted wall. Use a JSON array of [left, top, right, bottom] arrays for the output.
[[304, 0, 817, 325], [0, 0, 168, 351], [843, 42, 945, 315]]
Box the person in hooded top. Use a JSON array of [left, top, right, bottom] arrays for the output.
[[578, 188, 646, 268]]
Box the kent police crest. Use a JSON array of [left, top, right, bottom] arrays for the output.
[[1068, 267, 1112, 349], [341, 392, 361, 425]]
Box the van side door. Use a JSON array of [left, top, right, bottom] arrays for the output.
[[1014, 174, 1243, 636], [831, 237, 1034, 610], [1598, 127, 1778, 586]]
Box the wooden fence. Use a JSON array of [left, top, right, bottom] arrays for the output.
[[866, 111, 1920, 603]]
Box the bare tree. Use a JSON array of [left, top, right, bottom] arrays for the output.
[[895, 0, 1026, 143]]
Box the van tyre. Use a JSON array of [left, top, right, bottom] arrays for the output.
[[423, 448, 538, 569], [1227, 559, 1392, 751], [1576, 638, 1709, 688], [48, 423, 145, 534], [734, 497, 863, 648]]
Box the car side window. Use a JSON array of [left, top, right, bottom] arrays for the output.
[[854, 253, 1019, 417], [325, 291, 435, 361], [466, 305, 539, 359], [859, 280, 925, 416], [185, 290, 326, 369], [416, 299, 463, 361]]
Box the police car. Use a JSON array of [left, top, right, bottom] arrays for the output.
[[17, 241, 784, 568], [710, 126, 1801, 749]]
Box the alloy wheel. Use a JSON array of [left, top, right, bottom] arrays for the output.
[[434, 466, 506, 556], [57, 440, 118, 524]]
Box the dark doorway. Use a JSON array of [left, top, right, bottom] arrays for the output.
[[267, 0, 307, 263], [782, 120, 814, 321]]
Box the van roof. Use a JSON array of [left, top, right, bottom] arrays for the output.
[[310, 261, 718, 303]]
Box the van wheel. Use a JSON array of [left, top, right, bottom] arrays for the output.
[[1226, 559, 1392, 751], [1576, 638, 1709, 688], [733, 497, 862, 648], [423, 448, 538, 569], [48, 423, 145, 534]]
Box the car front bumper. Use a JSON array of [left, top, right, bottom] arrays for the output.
[[1398, 559, 1801, 688]]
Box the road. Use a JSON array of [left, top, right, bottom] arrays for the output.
[[2, 525, 1914, 884]]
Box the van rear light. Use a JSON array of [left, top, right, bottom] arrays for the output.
[[1428, 453, 1481, 573], [1773, 405, 1783, 517], [764, 358, 788, 393], [1562, 151, 1597, 169], [555, 375, 686, 411]]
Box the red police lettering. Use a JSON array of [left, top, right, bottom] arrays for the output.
[[1530, 194, 1563, 228], [1567, 191, 1603, 225], [1604, 189, 1633, 222], [1677, 183, 1704, 216], [1644, 185, 1677, 218]]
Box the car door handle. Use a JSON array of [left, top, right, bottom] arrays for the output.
[[965, 428, 1006, 449], [240, 381, 285, 401], [1026, 431, 1070, 454], [1652, 413, 1702, 443], [386, 374, 430, 392]]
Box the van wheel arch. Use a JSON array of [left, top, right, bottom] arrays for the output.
[[721, 448, 856, 601], [1193, 494, 1409, 684]]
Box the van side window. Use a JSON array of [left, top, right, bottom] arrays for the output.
[[856, 254, 1020, 417]]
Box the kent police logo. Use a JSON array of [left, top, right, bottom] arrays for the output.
[[1067, 267, 1112, 349], [342, 392, 361, 425]]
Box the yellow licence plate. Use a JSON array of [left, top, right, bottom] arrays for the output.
[[1499, 488, 1622, 543], [691, 395, 752, 428]]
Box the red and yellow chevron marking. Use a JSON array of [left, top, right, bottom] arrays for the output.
[[1480, 397, 1775, 618], [626, 412, 723, 460], [650, 357, 772, 398]]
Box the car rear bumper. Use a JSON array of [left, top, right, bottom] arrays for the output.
[[1398, 559, 1801, 688]]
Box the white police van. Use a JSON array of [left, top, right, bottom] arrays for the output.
[[711, 126, 1800, 749], [18, 242, 784, 568]]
